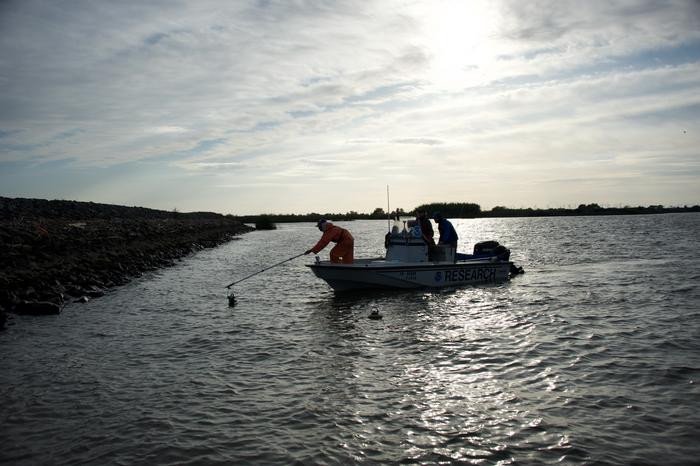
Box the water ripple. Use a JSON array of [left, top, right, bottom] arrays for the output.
[[2, 215, 700, 465]]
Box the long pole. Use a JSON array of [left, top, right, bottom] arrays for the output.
[[387, 184, 391, 232], [225, 252, 305, 289]]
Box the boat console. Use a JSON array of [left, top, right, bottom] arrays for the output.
[[384, 220, 455, 263]]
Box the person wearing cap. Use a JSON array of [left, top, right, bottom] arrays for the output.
[[432, 212, 458, 248], [304, 219, 355, 264]]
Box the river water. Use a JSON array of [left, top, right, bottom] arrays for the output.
[[2, 214, 699, 465]]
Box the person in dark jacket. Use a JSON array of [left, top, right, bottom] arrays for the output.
[[304, 219, 354, 264], [417, 211, 435, 246], [432, 212, 458, 248]]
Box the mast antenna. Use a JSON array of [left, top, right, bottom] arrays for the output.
[[386, 185, 391, 232]]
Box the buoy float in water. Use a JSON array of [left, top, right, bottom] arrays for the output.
[[368, 309, 382, 320]]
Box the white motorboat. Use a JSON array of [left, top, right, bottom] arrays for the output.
[[307, 222, 522, 291]]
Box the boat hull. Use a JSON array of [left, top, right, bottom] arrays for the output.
[[306, 259, 511, 291]]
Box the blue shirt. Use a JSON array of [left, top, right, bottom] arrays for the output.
[[437, 218, 458, 245]]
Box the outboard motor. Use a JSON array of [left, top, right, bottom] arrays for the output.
[[473, 240, 511, 261], [473, 240, 524, 276]]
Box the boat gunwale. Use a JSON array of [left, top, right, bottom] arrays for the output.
[[306, 259, 511, 272]]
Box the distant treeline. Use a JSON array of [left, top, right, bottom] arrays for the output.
[[481, 203, 700, 218], [236, 202, 700, 224], [237, 208, 394, 224], [5, 196, 695, 224], [413, 202, 481, 218]]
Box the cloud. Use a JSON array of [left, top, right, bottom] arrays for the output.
[[391, 138, 444, 146], [1, 0, 699, 212], [149, 126, 188, 135], [186, 161, 247, 170], [499, 0, 700, 46]]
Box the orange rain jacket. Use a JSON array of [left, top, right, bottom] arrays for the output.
[[311, 223, 354, 263]]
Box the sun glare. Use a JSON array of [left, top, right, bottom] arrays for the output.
[[421, 0, 499, 88]]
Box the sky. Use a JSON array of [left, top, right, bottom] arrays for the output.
[[1, 0, 699, 215]]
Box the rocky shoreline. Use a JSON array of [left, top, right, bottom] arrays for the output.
[[0, 197, 253, 330]]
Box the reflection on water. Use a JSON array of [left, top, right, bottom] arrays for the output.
[[2, 215, 700, 465]]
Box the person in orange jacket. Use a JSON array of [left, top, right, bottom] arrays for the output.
[[304, 219, 354, 264]]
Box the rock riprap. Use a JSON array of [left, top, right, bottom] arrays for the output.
[[0, 197, 253, 328]]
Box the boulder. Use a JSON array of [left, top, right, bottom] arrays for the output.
[[14, 300, 62, 315]]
